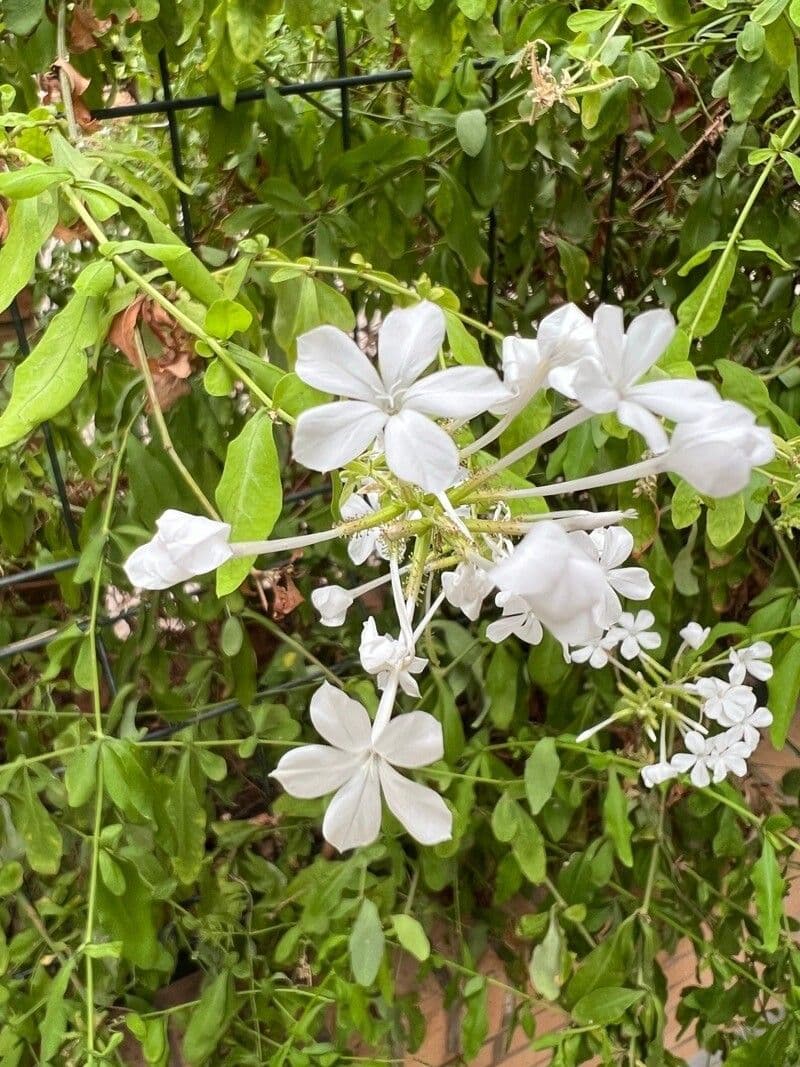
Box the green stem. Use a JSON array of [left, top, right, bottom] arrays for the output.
[[686, 109, 800, 341]]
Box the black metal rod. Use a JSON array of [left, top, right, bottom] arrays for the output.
[[157, 49, 195, 247], [0, 558, 79, 590], [334, 14, 352, 152], [142, 658, 358, 741], [8, 298, 118, 696], [600, 133, 625, 303], [483, 0, 501, 359], [0, 608, 139, 660], [89, 61, 496, 120]]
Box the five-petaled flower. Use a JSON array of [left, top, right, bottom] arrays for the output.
[[271, 682, 451, 852], [292, 301, 509, 492]]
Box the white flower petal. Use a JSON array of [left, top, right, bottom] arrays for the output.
[[271, 745, 363, 798], [622, 309, 675, 381], [311, 585, 354, 627], [377, 301, 445, 391], [373, 711, 444, 768], [607, 566, 653, 600], [592, 526, 633, 569], [293, 400, 387, 471], [628, 378, 720, 422], [124, 542, 186, 590], [310, 683, 372, 752], [383, 408, 460, 492], [402, 366, 510, 419], [323, 763, 383, 851], [378, 761, 452, 845], [296, 325, 383, 400], [616, 400, 669, 454], [690, 761, 711, 788], [347, 531, 376, 565], [593, 304, 626, 380]]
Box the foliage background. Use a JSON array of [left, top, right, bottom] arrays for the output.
[[2, 0, 800, 1063]]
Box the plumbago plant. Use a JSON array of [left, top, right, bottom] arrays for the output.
[[4, 3, 800, 1067]]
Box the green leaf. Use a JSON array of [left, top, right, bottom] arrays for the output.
[[0, 860, 23, 895], [0, 193, 58, 315], [567, 9, 615, 32], [512, 809, 546, 884], [706, 492, 746, 548], [0, 165, 71, 199], [101, 739, 153, 821], [529, 908, 566, 1001], [205, 298, 253, 340], [349, 898, 385, 986], [752, 839, 785, 952], [16, 772, 63, 876], [486, 641, 518, 728], [168, 751, 207, 884], [524, 738, 560, 815], [628, 50, 660, 90], [226, 0, 276, 62], [182, 973, 231, 1065], [99, 232, 224, 306], [602, 769, 633, 868], [677, 250, 738, 338], [3, 0, 45, 35], [768, 636, 800, 747], [752, 0, 789, 24], [0, 261, 114, 447], [444, 310, 484, 365], [215, 410, 283, 596], [40, 960, 75, 1063], [391, 914, 431, 961], [455, 109, 488, 157], [491, 793, 519, 843], [571, 986, 644, 1026], [64, 741, 100, 807]]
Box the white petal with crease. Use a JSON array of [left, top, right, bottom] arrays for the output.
[[296, 325, 383, 400], [271, 745, 364, 799], [323, 762, 382, 851], [403, 366, 510, 418], [310, 683, 372, 752], [293, 400, 387, 471], [372, 711, 444, 768], [378, 762, 452, 845], [383, 408, 460, 492], [377, 301, 446, 391]]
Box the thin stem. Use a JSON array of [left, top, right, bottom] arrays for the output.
[[131, 329, 217, 517], [56, 1, 79, 140], [451, 407, 592, 502], [244, 612, 344, 689], [481, 456, 661, 501], [62, 186, 290, 420]]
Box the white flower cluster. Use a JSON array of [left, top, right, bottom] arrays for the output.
[[640, 639, 774, 789], [124, 298, 776, 851]]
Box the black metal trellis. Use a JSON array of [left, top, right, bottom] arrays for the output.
[[4, 12, 503, 716]]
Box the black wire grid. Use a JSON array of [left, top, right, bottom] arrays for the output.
[[1, 8, 619, 737], [1, 16, 507, 674]]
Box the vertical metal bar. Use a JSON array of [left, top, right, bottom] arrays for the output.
[[157, 49, 195, 247], [483, 1, 501, 359], [600, 133, 624, 303], [334, 13, 352, 151], [8, 297, 118, 696]]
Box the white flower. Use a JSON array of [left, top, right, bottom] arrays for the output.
[[292, 301, 510, 492], [663, 401, 775, 497], [359, 618, 427, 697], [722, 706, 773, 754], [441, 561, 495, 621], [124, 509, 233, 590], [679, 621, 710, 650], [641, 760, 679, 788], [728, 641, 773, 685], [570, 634, 617, 668], [558, 304, 721, 454], [537, 303, 599, 395], [486, 591, 543, 645], [490, 523, 620, 651], [670, 730, 751, 788], [606, 610, 661, 660], [271, 683, 451, 851], [311, 585, 354, 627], [689, 677, 756, 726], [588, 526, 653, 602], [340, 492, 391, 565]]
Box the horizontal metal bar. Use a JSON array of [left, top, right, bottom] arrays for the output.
[[90, 59, 496, 120], [0, 558, 79, 590], [0, 608, 139, 660], [142, 658, 358, 740]]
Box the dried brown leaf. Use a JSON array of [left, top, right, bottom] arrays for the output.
[[68, 4, 112, 53]]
